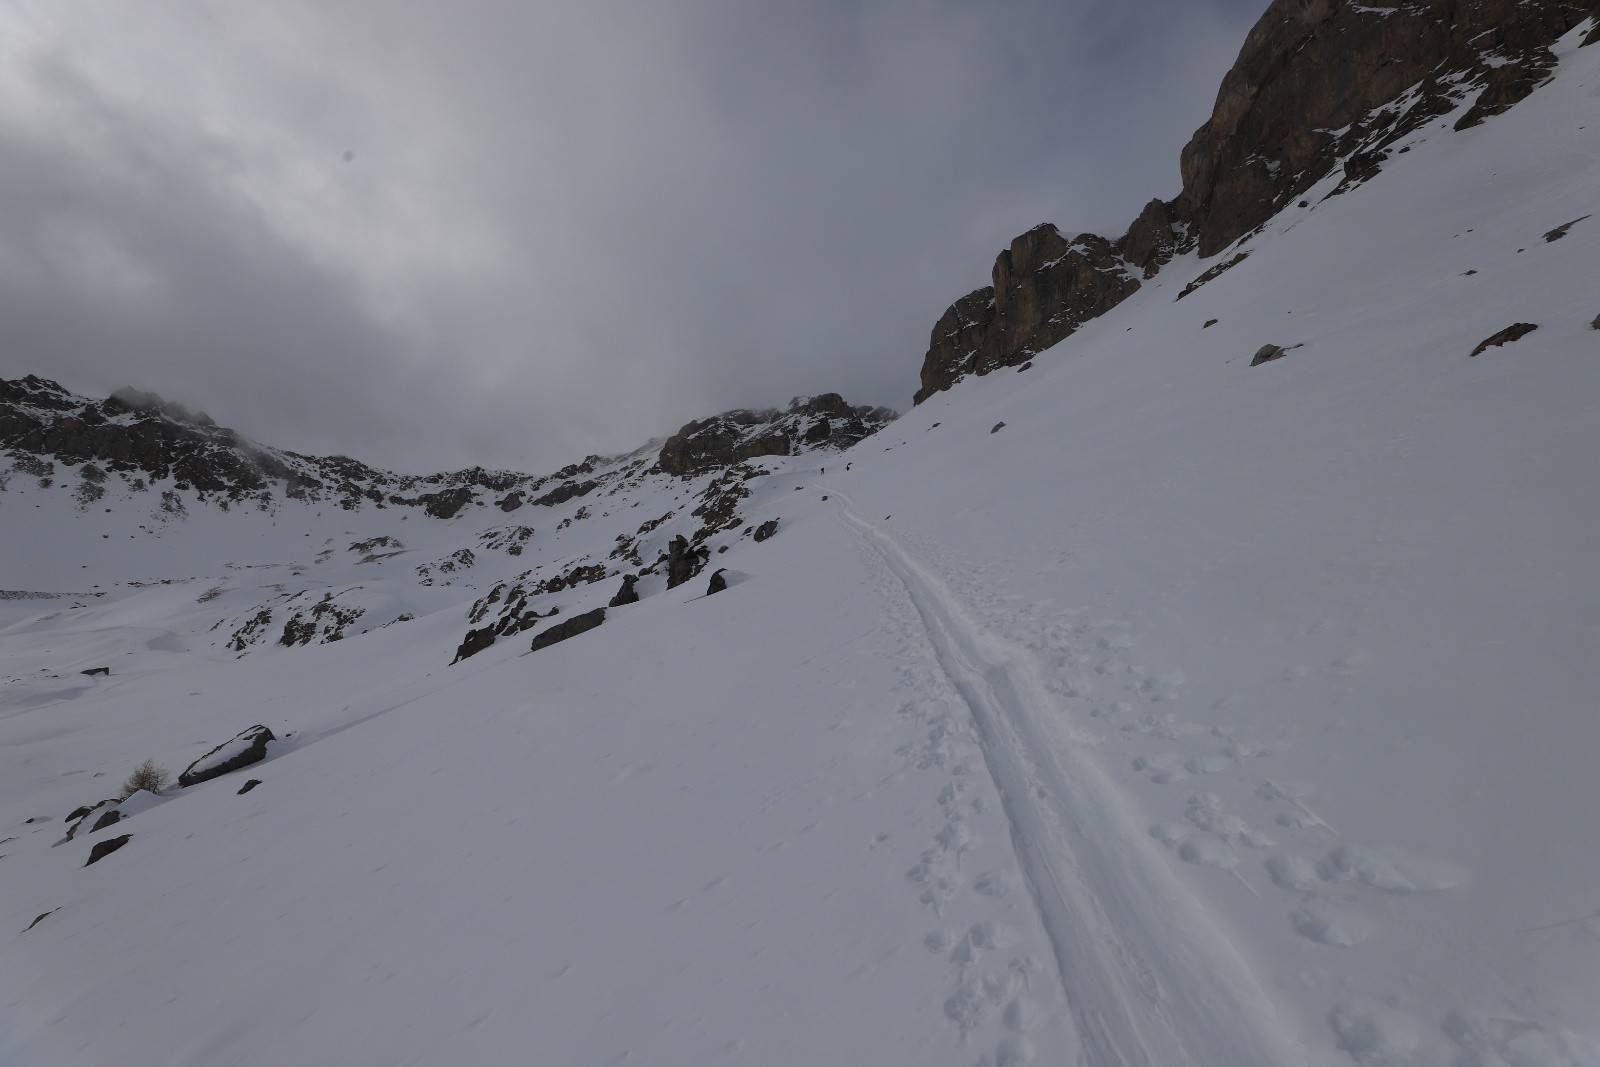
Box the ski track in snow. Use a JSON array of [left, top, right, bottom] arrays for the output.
[[835, 500, 1311, 1067]]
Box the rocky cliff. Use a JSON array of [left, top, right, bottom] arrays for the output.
[[915, 0, 1597, 402]]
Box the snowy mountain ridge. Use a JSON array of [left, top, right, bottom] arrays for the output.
[[3, 9, 1598, 1067]]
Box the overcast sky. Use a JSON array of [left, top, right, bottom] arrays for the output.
[[0, 0, 1266, 473]]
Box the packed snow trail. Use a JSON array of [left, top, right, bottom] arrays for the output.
[[838, 504, 1313, 1066]]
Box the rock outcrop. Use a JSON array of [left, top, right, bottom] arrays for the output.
[[657, 395, 894, 478], [914, 0, 1595, 401], [529, 607, 606, 652], [608, 575, 640, 607], [1177, 0, 1592, 257], [914, 226, 1141, 403], [179, 726, 276, 788]]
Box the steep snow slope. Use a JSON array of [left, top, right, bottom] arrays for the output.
[[3, 24, 1599, 1067]]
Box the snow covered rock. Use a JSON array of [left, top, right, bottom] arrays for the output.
[[178, 726, 276, 788]]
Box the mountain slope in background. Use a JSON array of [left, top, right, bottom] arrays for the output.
[[3, 12, 1598, 1067]]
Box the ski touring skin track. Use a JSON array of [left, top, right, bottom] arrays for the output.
[[837, 502, 1313, 1067]]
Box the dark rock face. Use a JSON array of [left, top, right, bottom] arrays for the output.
[[1122, 198, 1182, 278], [706, 569, 728, 596], [90, 809, 123, 833], [1178, 0, 1592, 257], [915, 225, 1141, 404], [657, 396, 894, 478], [914, 0, 1592, 400], [608, 574, 640, 607], [752, 518, 779, 543], [666, 535, 708, 590], [529, 607, 606, 652], [496, 491, 524, 512], [179, 726, 276, 788], [85, 834, 132, 867], [420, 486, 475, 520], [452, 626, 498, 664], [530, 479, 598, 508], [1470, 323, 1539, 356]]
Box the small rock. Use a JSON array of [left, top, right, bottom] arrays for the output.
[[89, 809, 122, 833], [1250, 344, 1288, 366], [1590, 312, 1600, 331], [990, 422, 1006, 434], [237, 779, 262, 795], [1469, 322, 1538, 357], [752, 519, 779, 543], [25, 909, 58, 931], [1542, 215, 1590, 243], [85, 834, 132, 867], [1203, 318, 1218, 328], [80, 667, 109, 677], [706, 569, 728, 596]]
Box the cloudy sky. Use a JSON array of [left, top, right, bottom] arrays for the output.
[[0, 0, 1266, 473]]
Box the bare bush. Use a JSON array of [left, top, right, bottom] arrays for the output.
[[122, 758, 170, 798]]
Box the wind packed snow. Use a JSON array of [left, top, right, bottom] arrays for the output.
[[3, 26, 1599, 1067]]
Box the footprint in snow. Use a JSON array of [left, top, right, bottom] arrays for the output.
[[1292, 901, 1371, 946], [1317, 843, 1466, 893], [1265, 853, 1322, 892]]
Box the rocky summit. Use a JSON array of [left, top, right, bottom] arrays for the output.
[[915, 0, 1597, 402]]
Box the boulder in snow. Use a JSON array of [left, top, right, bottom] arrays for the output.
[[608, 574, 640, 607], [1469, 323, 1537, 357], [179, 726, 276, 788], [84, 834, 132, 867], [529, 607, 606, 652]]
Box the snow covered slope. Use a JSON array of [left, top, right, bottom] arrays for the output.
[[4, 21, 1599, 1067]]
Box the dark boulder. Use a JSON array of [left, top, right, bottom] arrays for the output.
[[496, 491, 525, 512], [666, 535, 708, 590], [80, 666, 110, 677], [706, 569, 728, 596], [178, 725, 276, 788], [90, 809, 122, 833], [1470, 323, 1538, 357], [451, 626, 497, 664], [238, 779, 262, 795], [752, 519, 779, 543], [1250, 344, 1289, 366], [529, 607, 606, 652], [608, 574, 640, 607], [85, 834, 132, 867]]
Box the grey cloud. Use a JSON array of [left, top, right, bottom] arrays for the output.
[[0, 1, 1266, 474]]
